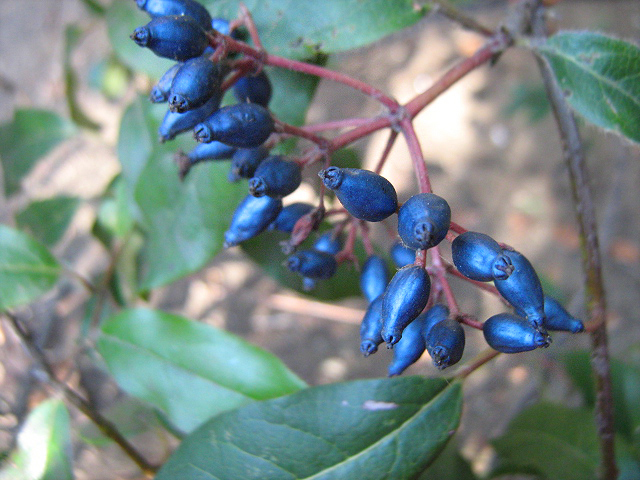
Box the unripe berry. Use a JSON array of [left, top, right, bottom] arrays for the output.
[[158, 94, 221, 142], [360, 255, 389, 303], [224, 195, 282, 247], [483, 313, 551, 353], [425, 318, 465, 370], [381, 265, 431, 346], [248, 156, 301, 198], [233, 71, 273, 108], [318, 167, 398, 222], [169, 57, 222, 112], [268, 203, 315, 233], [388, 315, 427, 377], [397, 193, 451, 250], [136, 0, 213, 32], [131, 15, 208, 61], [360, 296, 384, 357], [451, 231, 513, 281], [286, 250, 337, 279], [194, 103, 274, 148], [228, 146, 269, 181], [150, 63, 182, 103], [390, 242, 416, 268]]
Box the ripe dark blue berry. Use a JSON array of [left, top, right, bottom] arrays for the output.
[[388, 315, 427, 377], [425, 318, 465, 370], [360, 255, 389, 303], [233, 71, 273, 108], [158, 94, 221, 142], [194, 103, 274, 148], [390, 242, 416, 268], [359, 296, 384, 357], [494, 250, 545, 328], [176, 141, 236, 179], [451, 231, 513, 281], [248, 156, 301, 198], [538, 295, 584, 333], [169, 57, 222, 112], [268, 202, 315, 233], [313, 232, 343, 255], [483, 313, 551, 353], [421, 304, 450, 335], [136, 0, 213, 32], [397, 193, 451, 250], [131, 15, 208, 61], [287, 250, 337, 279], [228, 146, 269, 181], [150, 63, 181, 103], [381, 265, 431, 346], [223, 195, 283, 247], [318, 167, 398, 222]]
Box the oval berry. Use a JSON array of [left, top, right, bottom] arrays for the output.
[[248, 156, 301, 198], [194, 103, 274, 148], [524, 295, 584, 333], [360, 255, 389, 303], [313, 232, 343, 255], [451, 231, 513, 281], [233, 71, 273, 108], [131, 15, 208, 61], [287, 250, 337, 280], [268, 202, 315, 233], [136, 0, 213, 32], [388, 315, 427, 377], [158, 94, 221, 142], [420, 304, 450, 339], [397, 193, 451, 250], [318, 167, 398, 222], [359, 296, 384, 357], [176, 141, 236, 179], [150, 63, 182, 103], [494, 250, 545, 328], [425, 318, 465, 370], [390, 242, 416, 268], [483, 313, 551, 353], [381, 265, 431, 346], [228, 146, 269, 181], [223, 195, 282, 248], [169, 57, 222, 113]]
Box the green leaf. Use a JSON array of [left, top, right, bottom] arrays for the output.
[[267, 66, 320, 127], [79, 0, 106, 16], [0, 109, 76, 196], [16, 196, 80, 247], [0, 400, 73, 480], [535, 31, 640, 143], [156, 377, 462, 480], [204, 0, 429, 60], [97, 308, 306, 433], [0, 225, 61, 311], [417, 437, 477, 480]]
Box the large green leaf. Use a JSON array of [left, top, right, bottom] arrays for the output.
[[0, 225, 61, 311], [417, 437, 477, 480], [535, 31, 640, 144], [0, 400, 73, 480], [0, 109, 76, 196], [16, 196, 80, 247], [156, 377, 462, 480], [97, 309, 306, 433]]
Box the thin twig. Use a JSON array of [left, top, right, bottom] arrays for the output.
[[431, 0, 495, 36]]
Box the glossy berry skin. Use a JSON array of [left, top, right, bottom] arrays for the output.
[[233, 71, 273, 108], [194, 103, 274, 148], [318, 167, 398, 222], [483, 313, 551, 353], [287, 250, 337, 279], [176, 141, 236, 179], [169, 57, 221, 112], [421, 304, 450, 337], [390, 242, 416, 268], [223, 195, 282, 248], [131, 15, 208, 61], [360, 296, 384, 356], [381, 265, 431, 346], [360, 255, 389, 303], [519, 295, 584, 333], [150, 63, 181, 103], [136, 0, 213, 32], [451, 231, 513, 281], [397, 193, 451, 250], [425, 318, 465, 370], [268, 202, 315, 233], [228, 146, 269, 181], [313, 232, 343, 255], [248, 156, 301, 198], [388, 315, 427, 377], [158, 94, 221, 142], [494, 250, 545, 328]]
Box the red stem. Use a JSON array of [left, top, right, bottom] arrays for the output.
[[430, 246, 459, 314], [457, 314, 484, 330], [449, 221, 467, 235], [305, 117, 372, 133], [374, 130, 399, 174], [399, 117, 432, 193]]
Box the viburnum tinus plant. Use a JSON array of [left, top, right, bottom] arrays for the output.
[[0, 0, 639, 479]]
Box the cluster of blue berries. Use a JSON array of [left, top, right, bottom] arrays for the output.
[[130, 0, 585, 378]]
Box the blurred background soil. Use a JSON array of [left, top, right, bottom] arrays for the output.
[[0, 1, 639, 478]]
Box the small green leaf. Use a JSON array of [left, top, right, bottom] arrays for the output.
[[535, 31, 640, 143], [97, 308, 306, 433], [0, 400, 73, 480], [156, 377, 462, 480], [16, 196, 80, 247], [0, 109, 76, 196], [0, 225, 61, 311]]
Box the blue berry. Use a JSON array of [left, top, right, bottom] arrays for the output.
[[312, 232, 343, 255], [194, 103, 274, 148], [268, 202, 315, 233], [248, 156, 301, 198], [425, 318, 465, 370], [150, 63, 182, 103], [233, 71, 273, 108], [387, 315, 427, 376], [483, 313, 551, 353], [527, 295, 585, 333], [381, 265, 431, 346], [451, 231, 513, 281], [136, 0, 213, 32], [390, 242, 416, 268], [318, 167, 398, 222], [169, 57, 222, 113], [360, 255, 389, 303], [421, 304, 450, 335], [359, 296, 384, 356], [223, 195, 283, 247], [286, 250, 337, 279], [494, 250, 545, 328], [228, 146, 269, 181], [131, 15, 208, 61], [158, 94, 221, 142], [176, 141, 236, 179], [397, 193, 451, 250]]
